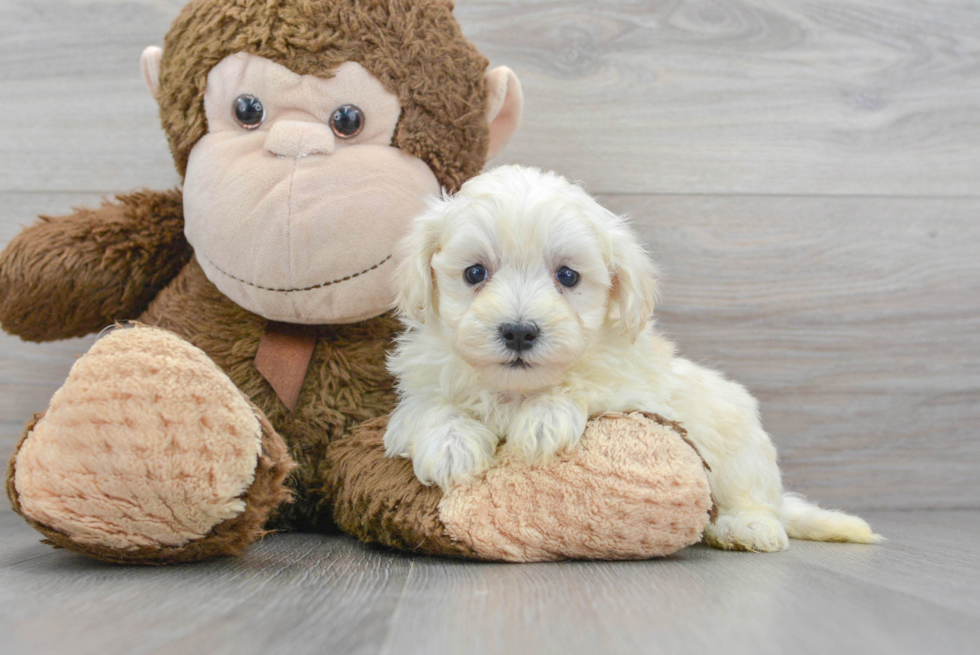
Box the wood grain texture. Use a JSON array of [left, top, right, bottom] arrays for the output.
[[0, 528, 413, 655], [2, 1, 979, 195], [1, 505, 978, 655], [0, 1, 180, 194], [382, 510, 980, 655], [464, 0, 980, 195]]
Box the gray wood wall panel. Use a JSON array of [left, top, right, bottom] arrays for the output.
[[1, 0, 978, 513], [3, 1, 979, 195], [0, 1, 180, 194], [607, 194, 980, 509], [464, 0, 980, 195]]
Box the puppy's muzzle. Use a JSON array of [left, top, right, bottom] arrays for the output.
[[500, 323, 539, 353]]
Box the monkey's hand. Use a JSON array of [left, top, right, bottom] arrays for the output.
[[0, 189, 191, 342]]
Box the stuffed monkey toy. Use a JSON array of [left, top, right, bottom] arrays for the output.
[[1, 0, 712, 564]]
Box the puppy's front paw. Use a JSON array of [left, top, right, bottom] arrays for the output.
[[704, 511, 789, 552], [411, 416, 499, 490], [506, 395, 588, 463]]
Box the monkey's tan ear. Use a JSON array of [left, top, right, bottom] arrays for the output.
[[485, 66, 523, 160], [141, 46, 163, 100]]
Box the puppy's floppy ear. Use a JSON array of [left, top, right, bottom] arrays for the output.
[[393, 197, 449, 323], [606, 217, 660, 340]]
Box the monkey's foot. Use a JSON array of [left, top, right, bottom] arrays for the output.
[[329, 412, 714, 561], [6, 326, 294, 564]]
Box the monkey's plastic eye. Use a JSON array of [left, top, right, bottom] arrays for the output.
[[556, 266, 580, 288], [233, 94, 265, 130], [464, 264, 488, 285], [330, 104, 364, 138]]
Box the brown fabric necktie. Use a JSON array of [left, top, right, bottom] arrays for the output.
[[254, 321, 318, 412]]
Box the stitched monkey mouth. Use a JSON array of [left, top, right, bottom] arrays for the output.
[[202, 254, 392, 294]]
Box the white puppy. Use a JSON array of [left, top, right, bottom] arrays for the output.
[[385, 165, 880, 552]]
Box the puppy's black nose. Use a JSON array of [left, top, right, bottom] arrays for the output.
[[500, 323, 539, 352]]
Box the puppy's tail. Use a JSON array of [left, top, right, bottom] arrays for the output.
[[780, 493, 883, 544]]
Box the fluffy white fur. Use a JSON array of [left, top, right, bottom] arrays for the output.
[[385, 165, 882, 552]]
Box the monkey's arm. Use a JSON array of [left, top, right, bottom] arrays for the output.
[[0, 189, 192, 342]]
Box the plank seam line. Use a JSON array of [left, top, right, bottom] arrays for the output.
[[377, 558, 415, 655]]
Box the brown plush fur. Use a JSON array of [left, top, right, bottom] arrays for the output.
[[140, 259, 399, 532], [327, 416, 479, 558], [159, 0, 490, 190], [7, 407, 295, 565], [0, 189, 190, 342]]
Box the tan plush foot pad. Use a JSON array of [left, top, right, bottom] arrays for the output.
[[5, 326, 294, 565], [328, 412, 713, 562]]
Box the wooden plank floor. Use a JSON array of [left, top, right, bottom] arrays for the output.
[[1, 495, 978, 655]]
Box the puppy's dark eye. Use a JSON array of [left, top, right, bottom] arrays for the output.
[[330, 104, 364, 138], [464, 264, 488, 285], [233, 94, 265, 130], [556, 266, 580, 288]]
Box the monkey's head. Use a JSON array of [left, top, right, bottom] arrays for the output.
[[140, 0, 522, 324]]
